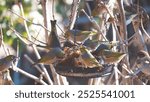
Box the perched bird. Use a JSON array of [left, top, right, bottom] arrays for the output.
[[83, 38, 100, 50], [48, 20, 61, 48], [136, 50, 150, 76], [32, 47, 65, 66], [79, 46, 103, 68], [64, 29, 97, 42], [92, 43, 115, 56], [100, 49, 126, 64], [0, 55, 18, 72]]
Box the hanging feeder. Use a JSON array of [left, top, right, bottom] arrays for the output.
[[55, 51, 112, 78]]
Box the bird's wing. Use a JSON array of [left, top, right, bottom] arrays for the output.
[[103, 50, 123, 58]]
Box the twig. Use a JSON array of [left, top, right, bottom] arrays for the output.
[[85, 1, 91, 15], [52, 0, 55, 20], [9, 9, 66, 39], [24, 55, 44, 74], [88, 78, 93, 85], [116, 0, 129, 53], [56, 23, 65, 36], [16, 40, 19, 58], [18, 3, 53, 84], [49, 64, 69, 85], [68, 0, 81, 30], [106, 71, 115, 85], [97, 78, 102, 85], [81, 9, 108, 41], [112, 21, 124, 44], [92, 78, 100, 85], [49, 64, 59, 85], [19, 3, 31, 40], [117, 0, 127, 40], [0, 26, 3, 47], [98, 2, 124, 44], [8, 9, 51, 33], [141, 18, 150, 39], [31, 35, 47, 45], [10, 27, 50, 48], [59, 76, 65, 85], [0, 27, 8, 56], [9, 27, 32, 45], [137, 29, 148, 52], [117, 0, 131, 84], [12, 66, 47, 85], [41, 0, 49, 43], [59, 75, 69, 85], [114, 64, 119, 85], [32, 28, 42, 43]]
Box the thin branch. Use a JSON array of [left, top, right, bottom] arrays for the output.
[[52, 0, 55, 20], [18, 3, 53, 84], [9, 9, 65, 39], [112, 22, 123, 43], [117, 0, 128, 40], [10, 27, 48, 48], [8, 9, 51, 33], [81, 9, 108, 41], [117, 0, 131, 84], [0, 27, 8, 56], [106, 70, 115, 85], [12, 66, 47, 85], [141, 18, 150, 39], [9, 27, 32, 45], [49, 64, 59, 85], [117, 0, 130, 56], [16, 40, 19, 58], [24, 54, 44, 74], [68, 0, 81, 30], [0, 26, 3, 47], [85, 1, 91, 16], [41, 0, 49, 43], [58, 76, 69, 85], [92, 78, 100, 85], [56, 23, 65, 36], [114, 64, 119, 85], [59, 76, 65, 85], [88, 78, 93, 85]]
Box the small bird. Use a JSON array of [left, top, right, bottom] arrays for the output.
[[0, 55, 18, 72], [83, 38, 99, 50], [48, 20, 61, 48], [92, 43, 115, 56], [65, 29, 97, 42], [136, 50, 150, 76], [100, 49, 126, 64], [32, 47, 65, 66], [79, 46, 103, 68]]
